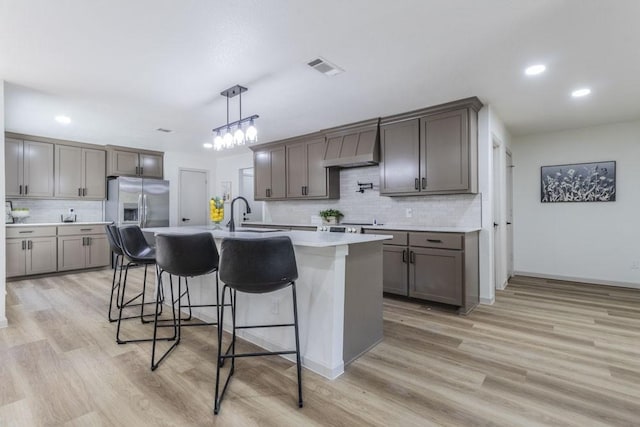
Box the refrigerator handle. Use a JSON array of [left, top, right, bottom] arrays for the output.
[[138, 193, 143, 227], [143, 194, 148, 228]]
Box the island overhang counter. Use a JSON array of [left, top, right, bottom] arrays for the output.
[[142, 226, 391, 379]]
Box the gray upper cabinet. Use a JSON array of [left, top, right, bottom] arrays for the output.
[[380, 97, 482, 196], [286, 135, 338, 199], [254, 145, 286, 200], [106, 146, 164, 178], [55, 145, 106, 199], [4, 138, 54, 198]]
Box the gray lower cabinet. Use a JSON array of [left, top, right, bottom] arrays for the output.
[[6, 226, 57, 278], [55, 145, 106, 199], [364, 228, 479, 314], [58, 226, 110, 272], [4, 138, 54, 198]]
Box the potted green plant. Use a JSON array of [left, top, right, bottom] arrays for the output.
[[319, 209, 343, 225]]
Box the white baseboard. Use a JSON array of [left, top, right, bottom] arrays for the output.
[[480, 297, 495, 305], [513, 271, 640, 290]]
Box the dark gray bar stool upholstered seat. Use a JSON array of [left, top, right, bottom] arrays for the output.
[[151, 232, 227, 370], [214, 236, 303, 415]]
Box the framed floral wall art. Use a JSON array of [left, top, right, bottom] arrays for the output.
[[540, 161, 616, 202]]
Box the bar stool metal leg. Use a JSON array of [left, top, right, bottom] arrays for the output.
[[292, 282, 303, 408]]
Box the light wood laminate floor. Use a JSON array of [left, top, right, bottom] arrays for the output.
[[1, 271, 639, 426]]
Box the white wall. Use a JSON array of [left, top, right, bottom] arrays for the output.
[[1, 81, 7, 327], [214, 150, 254, 223], [478, 105, 512, 304], [163, 150, 217, 226], [512, 120, 640, 288]]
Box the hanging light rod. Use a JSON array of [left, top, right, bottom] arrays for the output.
[[210, 84, 259, 150]]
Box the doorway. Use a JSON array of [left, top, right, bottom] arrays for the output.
[[492, 141, 503, 291], [238, 167, 262, 223], [506, 150, 514, 279], [178, 169, 208, 226]]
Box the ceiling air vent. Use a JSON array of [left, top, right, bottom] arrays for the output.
[[156, 128, 173, 133], [307, 57, 344, 76]]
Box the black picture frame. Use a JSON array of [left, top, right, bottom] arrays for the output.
[[5, 201, 14, 224], [541, 161, 616, 203]]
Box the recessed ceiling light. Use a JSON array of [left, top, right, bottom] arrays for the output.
[[525, 64, 546, 76], [571, 88, 591, 98], [203, 143, 213, 149], [55, 115, 71, 125]]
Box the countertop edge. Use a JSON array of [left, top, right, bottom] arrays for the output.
[[6, 221, 112, 227], [241, 221, 481, 233]]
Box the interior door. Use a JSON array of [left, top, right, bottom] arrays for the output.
[[506, 151, 514, 279], [178, 170, 207, 226], [239, 167, 261, 222]]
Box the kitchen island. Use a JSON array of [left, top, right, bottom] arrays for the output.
[[142, 226, 391, 379]]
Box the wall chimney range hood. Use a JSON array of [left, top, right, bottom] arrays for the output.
[[322, 118, 380, 168]]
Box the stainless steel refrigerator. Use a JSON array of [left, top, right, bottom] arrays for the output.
[[105, 177, 170, 227]]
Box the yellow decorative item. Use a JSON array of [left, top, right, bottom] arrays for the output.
[[210, 197, 225, 227]]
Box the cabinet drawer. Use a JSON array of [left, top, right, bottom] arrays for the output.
[[57, 225, 107, 236], [7, 226, 57, 238], [409, 232, 462, 250], [363, 229, 408, 246]]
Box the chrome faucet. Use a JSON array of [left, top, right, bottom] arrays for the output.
[[227, 196, 252, 232]]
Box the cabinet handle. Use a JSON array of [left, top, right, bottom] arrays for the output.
[[82, 237, 86, 246], [18, 231, 33, 234], [78, 188, 82, 196], [422, 177, 426, 189], [410, 251, 415, 264], [266, 188, 271, 198], [83, 188, 87, 197], [80, 228, 93, 232], [28, 240, 32, 250], [19, 185, 23, 195], [22, 240, 26, 250], [414, 178, 419, 190], [87, 237, 92, 245], [402, 249, 407, 263], [140, 167, 143, 175], [426, 239, 442, 243], [507, 222, 512, 225], [25, 185, 28, 195]]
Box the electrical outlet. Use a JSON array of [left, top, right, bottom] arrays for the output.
[[271, 298, 279, 314], [405, 208, 413, 218], [631, 261, 640, 270]]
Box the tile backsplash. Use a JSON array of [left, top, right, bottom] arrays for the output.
[[264, 166, 481, 227], [7, 199, 104, 223]]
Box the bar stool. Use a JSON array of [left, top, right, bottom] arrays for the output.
[[151, 232, 225, 370], [105, 224, 161, 323], [115, 225, 169, 344], [214, 236, 303, 415]]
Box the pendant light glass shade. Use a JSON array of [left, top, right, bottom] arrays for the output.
[[213, 130, 224, 151], [234, 125, 245, 145], [223, 128, 233, 148], [246, 119, 258, 143]]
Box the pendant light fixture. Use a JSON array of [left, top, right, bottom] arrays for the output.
[[211, 85, 259, 151]]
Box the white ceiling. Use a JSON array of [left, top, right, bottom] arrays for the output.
[[1, 0, 639, 156]]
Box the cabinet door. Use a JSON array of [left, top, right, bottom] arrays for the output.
[[109, 150, 139, 176], [286, 142, 306, 198], [139, 153, 163, 178], [83, 148, 106, 199], [270, 146, 287, 199], [421, 109, 469, 192], [57, 236, 86, 271], [5, 138, 24, 197], [23, 141, 54, 197], [383, 245, 409, 296], [86, 235, 110, 268], [306, 137, 328, 198], [380, 119, 421, 194], [55, 145, 83, 198], [6, 239, 26, 278], [26, 237, 57, 275], [409, 247, 462, 305], [254, 149, 271, 200]]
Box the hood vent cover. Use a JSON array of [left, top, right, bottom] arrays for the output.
[[308, 57, 344, 76], [322, 118, 380, 168]]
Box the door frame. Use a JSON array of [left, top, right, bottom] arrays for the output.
[[178, 168, 209, 227]]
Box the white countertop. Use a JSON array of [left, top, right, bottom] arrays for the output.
[[142, 226, 392, 248], [6, 221, 111, 227], [241, 221, 481, 233]]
